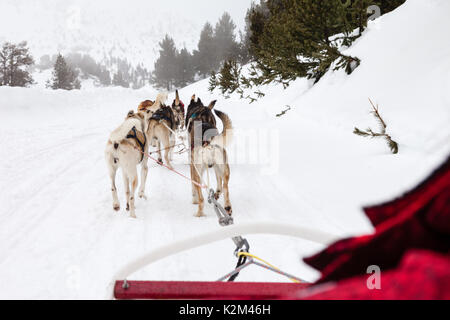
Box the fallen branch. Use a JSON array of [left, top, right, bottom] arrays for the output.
[[354, 98, 399, 154], [276, 105, 291, 118]]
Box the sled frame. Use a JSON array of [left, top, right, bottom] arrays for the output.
[[114, 280, 309, 300]]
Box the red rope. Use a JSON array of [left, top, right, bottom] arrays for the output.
[[134, 146, 207, 189], [148, 143, 185, 155]]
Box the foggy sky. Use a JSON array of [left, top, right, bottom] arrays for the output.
[[5, 0, 254, 31]]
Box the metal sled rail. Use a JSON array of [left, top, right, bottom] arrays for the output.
[[108, 222, 340, 299]]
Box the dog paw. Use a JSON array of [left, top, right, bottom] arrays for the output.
[[126, 203, 130, 211], [195, 211, 206, 218], [192, 199, 199, 204], [113, 204, 120, 211], [138, 192, 147, 200], [225, 206, 232, 216], [129, 213, 137, 219], [214, 191, 221, 200], [158, 158, 163, 164]]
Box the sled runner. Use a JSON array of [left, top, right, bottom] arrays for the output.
[[109, 219, 339, 300]]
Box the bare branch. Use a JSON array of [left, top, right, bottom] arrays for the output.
[[354, 99, 399, 154]]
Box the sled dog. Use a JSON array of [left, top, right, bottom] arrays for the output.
[[105, 110, 148, 218], [171, 90, 185, 130], [186, 95, 233, 217], [145, 93, 177, 168], [138, 99, 154, 112]]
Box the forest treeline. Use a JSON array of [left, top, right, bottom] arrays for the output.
[[152, 0, 406, 98], [1, 1, 406, 91]]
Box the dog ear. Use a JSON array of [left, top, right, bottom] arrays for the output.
[[197, 98, 203, 106], [208, 100, 217, 110], [175, 90, 180, 105], [191, 94, 196, 102], [127, 110, 135, 118]]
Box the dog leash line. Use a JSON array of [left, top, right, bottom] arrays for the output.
[[134, 146, 208, 189]]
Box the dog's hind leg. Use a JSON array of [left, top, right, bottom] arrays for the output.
[[223, 163, 232, 216], [123, 174, 131, 213], [190, 152, 199, 204], [213, 165, 223, 200], [138, 155, 148, 200], [129, 170, 138, 219], [190, 164, 199, 204], [157, 140, 163, 163], [169, 133, 176, 162], [107, 160, 120, 211], [193, 165, 205, 217], [162, 132, 173, 169]]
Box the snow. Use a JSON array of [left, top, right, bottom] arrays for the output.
[[0, 0, 253, 70], [0, 0, 449, 299]]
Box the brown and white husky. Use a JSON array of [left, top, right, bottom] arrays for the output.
[[186, 96, 233, 217], [171, 90, 185, 130], [146, 93, 178, 169]]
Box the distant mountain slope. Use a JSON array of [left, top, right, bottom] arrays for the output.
[[0, 1, 197, 69], [0, 0, 250, 70]]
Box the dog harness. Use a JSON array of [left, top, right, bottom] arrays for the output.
[[127, 126, 147, 162], [151, 107, 176, 130]]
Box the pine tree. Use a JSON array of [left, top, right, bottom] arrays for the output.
[[218, 60, 241, 95], [112, 71, 129, 88], [153, 35, 178, 90], [0, 41, 34, 87], [208, 71, 218, 92], [237, 20, 252, 64], [175, 48, 195, 88], [247, 0, 271, 57], [98, 69, 111, 86], [193, 22, 218, 78], [47, 54, 81, 90], [214, 12, 240, 64], [246, 0, 360, 86], [377, 0, 406, 15]]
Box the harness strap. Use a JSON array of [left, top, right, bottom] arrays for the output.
[[127, 127, 147, 162], [152, 114, 175, 131]]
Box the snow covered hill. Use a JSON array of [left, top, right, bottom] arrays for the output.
[[0, 0, 252, 70], [0, 0, 449, 299]]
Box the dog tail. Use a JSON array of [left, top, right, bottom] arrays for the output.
[[212, 110, 233, 148], [153, 92, 168, 109], [109, 117, 141, 147]]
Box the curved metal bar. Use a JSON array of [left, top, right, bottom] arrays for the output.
[[107, 222, 340, 298]]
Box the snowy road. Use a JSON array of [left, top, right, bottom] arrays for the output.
[[0, 88, 346, 298], [1, 0, 450, 299], [0, 82, 446, 299]]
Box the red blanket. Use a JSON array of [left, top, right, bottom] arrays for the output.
[[296, 156, 450, 300]]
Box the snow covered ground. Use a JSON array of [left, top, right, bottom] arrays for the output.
[[0, 0, 449, 299]]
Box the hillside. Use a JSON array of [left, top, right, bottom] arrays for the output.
[[0, 0, 449, 299], [0, 0, 251, 70]]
